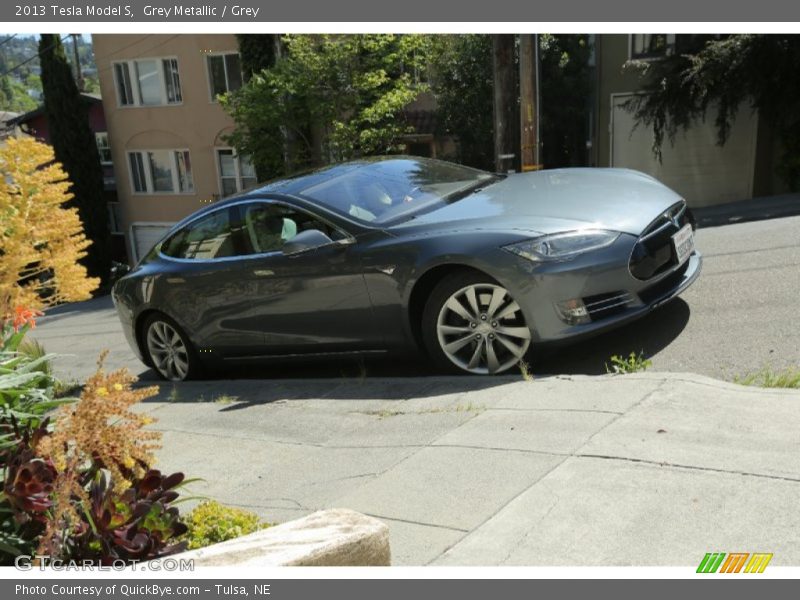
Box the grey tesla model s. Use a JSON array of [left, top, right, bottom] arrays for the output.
[[112, 156, 701, 380]]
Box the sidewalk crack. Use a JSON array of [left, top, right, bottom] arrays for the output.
[[575, 453, 800, 484]]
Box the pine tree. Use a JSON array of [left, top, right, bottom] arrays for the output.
[[38, 33, 110, 280]]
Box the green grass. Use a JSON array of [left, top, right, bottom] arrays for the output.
[[605, 351, 652, 374], [18, 338, 52, 376], [213, 394, 240, 405], [734, 366, 800, 389], [518, 360, 534, 382]]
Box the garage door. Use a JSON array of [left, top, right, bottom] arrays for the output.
[[130, 222, 174, 263], [611, 94, 758, 207]]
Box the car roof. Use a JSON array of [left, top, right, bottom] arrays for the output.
[[174, 155, 479, 230]]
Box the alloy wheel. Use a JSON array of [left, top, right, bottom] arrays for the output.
[[146, 320, 190, 381], [436, 283, 531, 374]]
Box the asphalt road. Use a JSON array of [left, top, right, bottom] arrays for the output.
[[32, 214, 800, 383]]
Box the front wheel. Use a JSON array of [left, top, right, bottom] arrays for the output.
[[142, 314, 200, 381], [422, 272, 532, 375]]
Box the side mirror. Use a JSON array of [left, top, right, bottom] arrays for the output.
[[110, 261, 131, 282], [282, 229, 336, 256]]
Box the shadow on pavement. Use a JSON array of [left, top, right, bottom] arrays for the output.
[[138, 298, 691, 404], [532, 298, 691, 375], [39, 295, 115, 324]]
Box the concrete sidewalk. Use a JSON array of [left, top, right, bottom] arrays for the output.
[[137, 372, 800, 566]]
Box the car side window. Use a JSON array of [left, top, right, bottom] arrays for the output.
[[161, 207, 244, 260], [240, 202, 345, 255]]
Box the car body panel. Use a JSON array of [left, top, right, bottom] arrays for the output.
[[111, 157, 701, 374]]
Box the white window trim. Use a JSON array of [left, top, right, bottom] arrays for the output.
[[127, 149, 195, 196], [107, 201, 124, 236], [214, 147, 255, 196], [95, 132, 113, 165], [627, 34, 677, 62], [111, 56, 183, 108], [205, 52, 242, 103]]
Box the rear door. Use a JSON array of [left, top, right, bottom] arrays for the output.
[[155, 204, 269, 355]]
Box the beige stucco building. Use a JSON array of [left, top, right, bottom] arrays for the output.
[[594, 34, 786, 207], [94, 34, 253, 262], [96, 33, 784, 263]]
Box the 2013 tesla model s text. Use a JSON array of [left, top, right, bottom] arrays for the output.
[[112, 156, 702, 381]]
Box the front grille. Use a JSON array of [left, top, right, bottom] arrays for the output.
[[629, 201, 691, 280], [638, 260, 691, 305], [582, 291, 634, 321]]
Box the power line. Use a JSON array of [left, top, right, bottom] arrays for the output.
[[0, 34, 71, 79], [0, 34, 18, 48], [91, 34, 181, 79]]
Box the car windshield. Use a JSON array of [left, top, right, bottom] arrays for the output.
[[298, 157, 501, 224]]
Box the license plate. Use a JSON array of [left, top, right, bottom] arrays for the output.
[[672, 223, 694, 264]]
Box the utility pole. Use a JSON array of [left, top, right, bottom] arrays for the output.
[[519, 34, 542, 171], [492, 34, 518, 173], [70, 33, 84, 92]]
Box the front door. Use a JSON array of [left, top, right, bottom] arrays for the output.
[[232, 200, 380, 355]]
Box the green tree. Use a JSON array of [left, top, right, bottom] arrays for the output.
[[222, 34, 431, 178], [429, 35, 495, 170], [430, 34, 594, 171], [539, 34, 593, 168], [236, 34, 278, 80], [38, 33, 109, 280], [624, 34, 800, 190], [0, 76, 38, 113]]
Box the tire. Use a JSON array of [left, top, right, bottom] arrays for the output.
[[421, 271, 533, 375], [141, 313, 201, 381]]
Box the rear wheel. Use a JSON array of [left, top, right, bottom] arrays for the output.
[[142, 314, 200, 381], [422, 272, 532, 375]]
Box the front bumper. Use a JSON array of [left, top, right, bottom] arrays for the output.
[[505, 241, 702, 344]]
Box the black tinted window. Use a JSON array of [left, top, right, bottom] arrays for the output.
[[161, 208, 240, 260], [241, 203, 344, 255]]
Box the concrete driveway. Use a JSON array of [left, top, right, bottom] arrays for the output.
[[133, 373, 800, 566]]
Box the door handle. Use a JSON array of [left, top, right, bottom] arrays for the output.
[[253, 269, 275, 277]]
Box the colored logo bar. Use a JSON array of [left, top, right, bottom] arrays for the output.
[[697, 553, 773, 573]]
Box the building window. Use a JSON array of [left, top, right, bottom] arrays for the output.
[[216, 148, 257, 196], [95, 132, 112, 164], [207, 53, 243, 100], [128, 150, 194, 194], [107, 201, 123, 235], [629, 34, 676, 60], [113, 58, 183, 107], [114, 63, 134, 105]]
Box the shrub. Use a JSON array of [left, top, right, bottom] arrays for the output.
[[0, 309, 190, 565], [0, 137, 98, 311], [183, 500, 269, 550]]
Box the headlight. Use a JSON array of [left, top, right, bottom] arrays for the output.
[[503, 230, 620, 262]]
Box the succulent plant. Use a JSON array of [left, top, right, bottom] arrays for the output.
[[65, 469, 188, 563]]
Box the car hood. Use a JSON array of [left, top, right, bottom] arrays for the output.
[[391, 168, 683, 237]]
